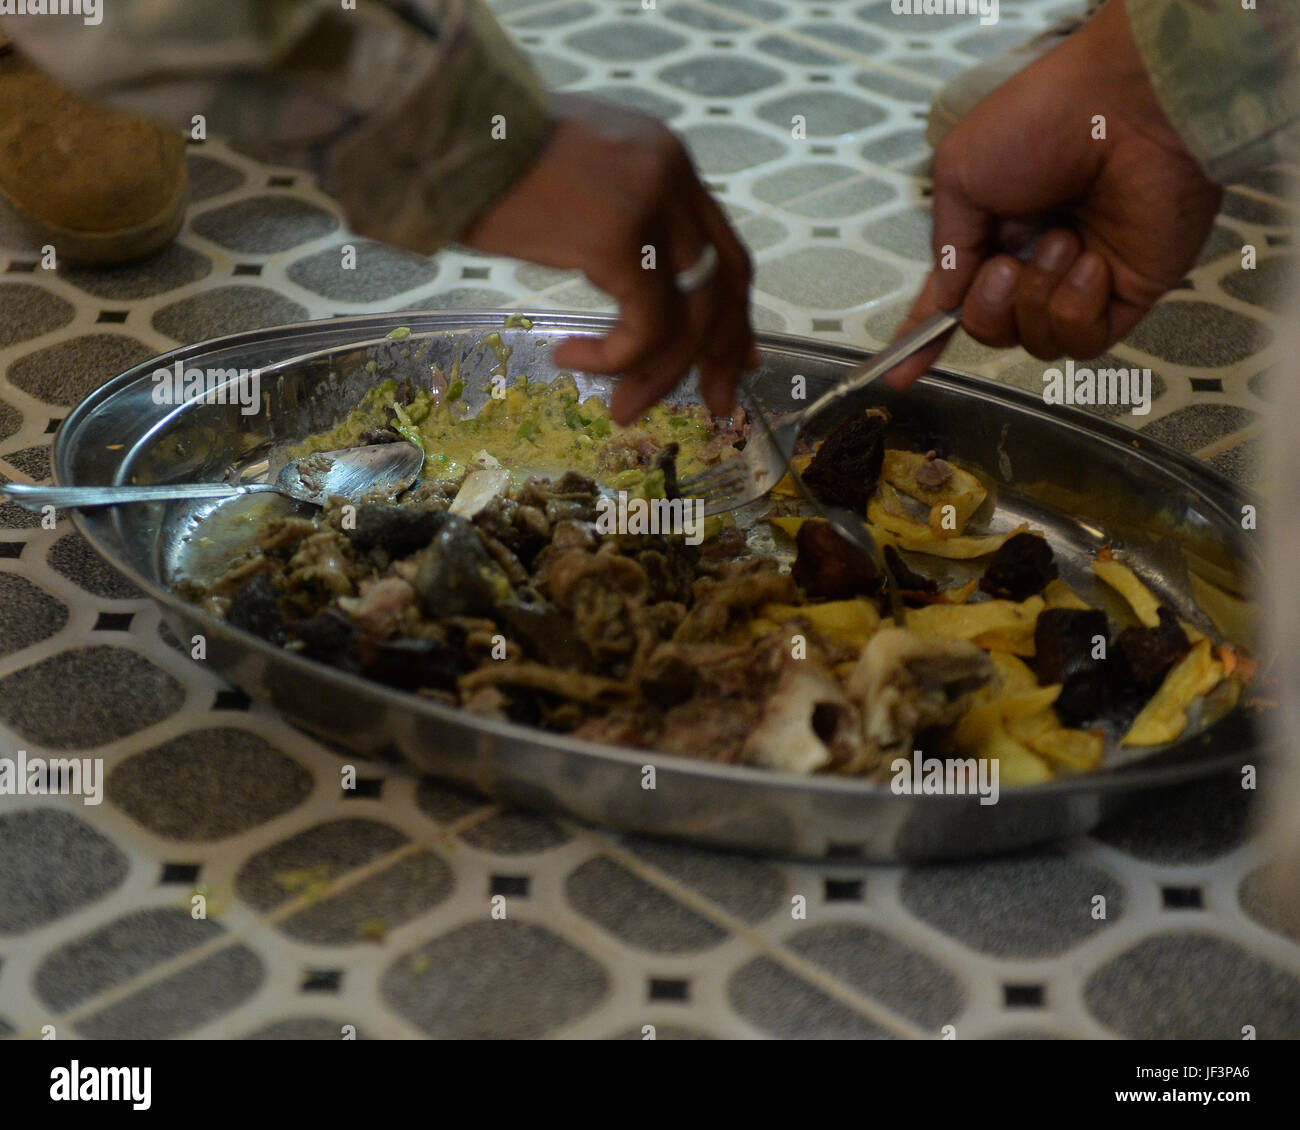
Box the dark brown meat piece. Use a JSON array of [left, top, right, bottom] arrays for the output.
[[542, 546, 650, 660], [496, 598, 594, 671], [286, 610, 360, 673], [675, 567, 796, 642], [979, 532, 1058, 601], [227, 573, 284, 644], [802, 410, 886, 513], [345, 503, 445, 557], [1034, 607, 1111, 724], [1114, 606, 1190, 689], [357, 425, 403, 445], [792, 520, 882, 600], [884, 544, 938, 595], [636, 644, 700, 707], [356, 635, 468, 692], [654, 441, 681, 500], [411, 514, 511, 618]]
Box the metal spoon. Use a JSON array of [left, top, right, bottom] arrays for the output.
[[0, 442, 425, 511]]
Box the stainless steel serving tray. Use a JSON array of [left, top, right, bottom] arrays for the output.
[[55, 311, 1262, 861]]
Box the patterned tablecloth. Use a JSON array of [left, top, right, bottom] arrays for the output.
[[1, 0, 1296, 1039]]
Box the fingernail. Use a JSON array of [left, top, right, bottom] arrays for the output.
[[1032, 233, 1074, 274], [981, 260, 1017, 306], [1066, 254, 1103, 290]]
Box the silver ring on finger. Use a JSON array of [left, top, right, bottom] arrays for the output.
[[674, 243, 719, 294]]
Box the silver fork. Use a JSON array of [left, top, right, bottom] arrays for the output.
[[678, 303, 962, 517], [678, 232, 1046, 513]]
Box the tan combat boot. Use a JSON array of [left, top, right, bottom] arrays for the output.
[[0, 34, 188, 264]]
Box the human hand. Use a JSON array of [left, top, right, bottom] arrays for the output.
[[459, 92, 756, 425], [884, 0, 1223, 389]]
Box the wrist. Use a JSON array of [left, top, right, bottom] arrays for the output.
[[1075, 0, 1193, 157]]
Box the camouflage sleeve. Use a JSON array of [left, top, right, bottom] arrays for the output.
[[1126, 0, 1300, 183], [4, 0, 551, 252]]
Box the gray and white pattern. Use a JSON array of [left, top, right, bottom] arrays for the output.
[[0, 0, 1294, 1039]]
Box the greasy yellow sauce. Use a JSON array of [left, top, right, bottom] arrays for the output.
[[295, 368, 717, 490]]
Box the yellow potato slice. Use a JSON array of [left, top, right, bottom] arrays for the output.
[[759, 599, 881, 651], [1042, 579, 1092, 610], [868, 483, 933, 540], [1007, 709, 1060, 744], [1121, 638, 1224, 746], [882, 450, 987, 536], [989, 652, 1040, 694], [984, 730, 1055, 786], [891, 525, 1034, 560], [1031, 728, 1105, 772], [909, 595, 1045, 649], [771, 453, 815, 498], [771, 511, 1030, 561], [1092, 551, 1162, 628], [952, 690, 1058, 786]]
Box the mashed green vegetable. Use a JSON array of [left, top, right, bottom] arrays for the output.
[[296, 367, 716, 489]]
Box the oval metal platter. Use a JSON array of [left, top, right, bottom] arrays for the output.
[[54, 311, 1261, 861]]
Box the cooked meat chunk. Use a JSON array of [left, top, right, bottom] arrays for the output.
[[884, 544, 938, 596], [357, 635, 467, 692], [258, 515, 317, 555], [743, 660, 866, 775], [358, 425, 403, 445], [412, 513, 512, 618], [345, 503, 444, 557], [654, 442, 681, 500], [227, 573, 284, 644], [286, 610, 360, 672], [549, 519, 599, 552], [979, 532, 1058, 600], [636, 644, 700, 707], [699, 406, 747, 465], [674, 566, 796, 642], [802, 409, 886, 513], [914, 454, 954, 490], [458, 662, 632, 708], [792, 519, 881, 600], [637, 544, 697, 604], [1114, 606, 1190, 688], [596, 430, 661, 473], [541, 545, 650, 660], [847, 627, 993, 757], [1034, 607, 1110, 724], [287, 530, 358, 597], [658, 696, 764, 762], [338, 576, 415, 637], [496, 598, 593, 671]]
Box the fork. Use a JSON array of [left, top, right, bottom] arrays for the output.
[[679, 227, 1048, 515], [679, 303, 963, 517]]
